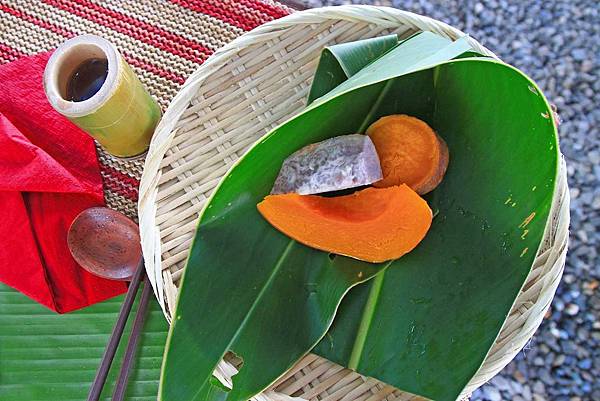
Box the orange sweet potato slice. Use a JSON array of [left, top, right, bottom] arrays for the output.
[[367, 115, 449, 194], [257, 185, 432, 263]]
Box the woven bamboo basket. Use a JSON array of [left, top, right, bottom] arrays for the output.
[[138, 5, 569, 401]]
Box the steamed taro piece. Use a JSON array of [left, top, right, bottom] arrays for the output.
[[271, 134, 382, 195]]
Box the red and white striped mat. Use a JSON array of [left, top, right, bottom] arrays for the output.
[[0, 0, 292, 219]]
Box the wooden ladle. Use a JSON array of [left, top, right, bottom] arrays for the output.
[[68, 207, 151, 401], [68, 207, 141, 281]]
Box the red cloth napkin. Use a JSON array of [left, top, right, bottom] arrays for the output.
[[0, 52, 127, 313]]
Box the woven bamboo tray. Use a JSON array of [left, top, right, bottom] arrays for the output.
[[138, 5, 570, 401]]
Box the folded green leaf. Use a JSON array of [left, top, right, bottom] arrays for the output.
[[309, 32, 472, 108], [307, 34, 398, 103], [160, 32, 473, 401], [313, 61, 558, 401]]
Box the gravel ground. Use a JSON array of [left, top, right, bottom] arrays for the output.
[[298, 1, 599, 399]]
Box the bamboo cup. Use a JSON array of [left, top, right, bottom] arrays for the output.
[[44, 35, 161, 158]]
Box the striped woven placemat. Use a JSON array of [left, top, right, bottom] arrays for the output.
[[0, 0, 293, 220]]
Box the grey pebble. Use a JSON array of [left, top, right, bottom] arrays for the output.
[[538, 369, 556, 387], [533, 381, 546, 394], [565, 303, 580, 316], [581, 60, 594, 73], [553, 354, 566, 367], [511, 378, 524, 393], [581, 371, 594, 382], [490, 375, 511, 391], [484, 386, 502, 401], [571, 48, 586, 61], [577, 358, 592, 370], [588, 151, 600, 164]]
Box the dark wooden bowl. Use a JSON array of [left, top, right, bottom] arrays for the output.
[[68, 207, 141, 281]]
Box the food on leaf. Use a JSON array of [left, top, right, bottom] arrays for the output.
[[271, 134, 382, 195], [367, 115, 449, 194], [257, 185, 432, 263]]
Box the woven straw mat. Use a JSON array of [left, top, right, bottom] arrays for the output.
[[0, 0, 293, 220]]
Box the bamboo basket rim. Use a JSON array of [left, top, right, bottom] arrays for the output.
[[138, 5, 569, 400]]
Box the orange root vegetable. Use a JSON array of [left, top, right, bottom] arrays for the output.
[[367, 115, 449, 194], [257, 185, 432, 263]]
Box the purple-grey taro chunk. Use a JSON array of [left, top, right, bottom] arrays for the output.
[[271, 134, 383, 195]]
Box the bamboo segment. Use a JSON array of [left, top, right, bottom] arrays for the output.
[[44, 34, 161, 158]]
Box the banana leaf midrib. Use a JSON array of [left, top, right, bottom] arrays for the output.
[[348, 270, 387, 369]]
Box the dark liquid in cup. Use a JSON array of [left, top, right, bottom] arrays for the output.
[[66, 58, 109, 102]]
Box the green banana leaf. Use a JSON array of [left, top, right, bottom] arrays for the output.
[[307, 34, 398, 102], [0, 283, 168, 401], [160, 32, 478, 401], [161, 32, 557, 401], [312, 61, 558, 401]]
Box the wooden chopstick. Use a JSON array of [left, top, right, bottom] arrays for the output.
[[111, 278, 153, 401], [87, 258, 145, 401]]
